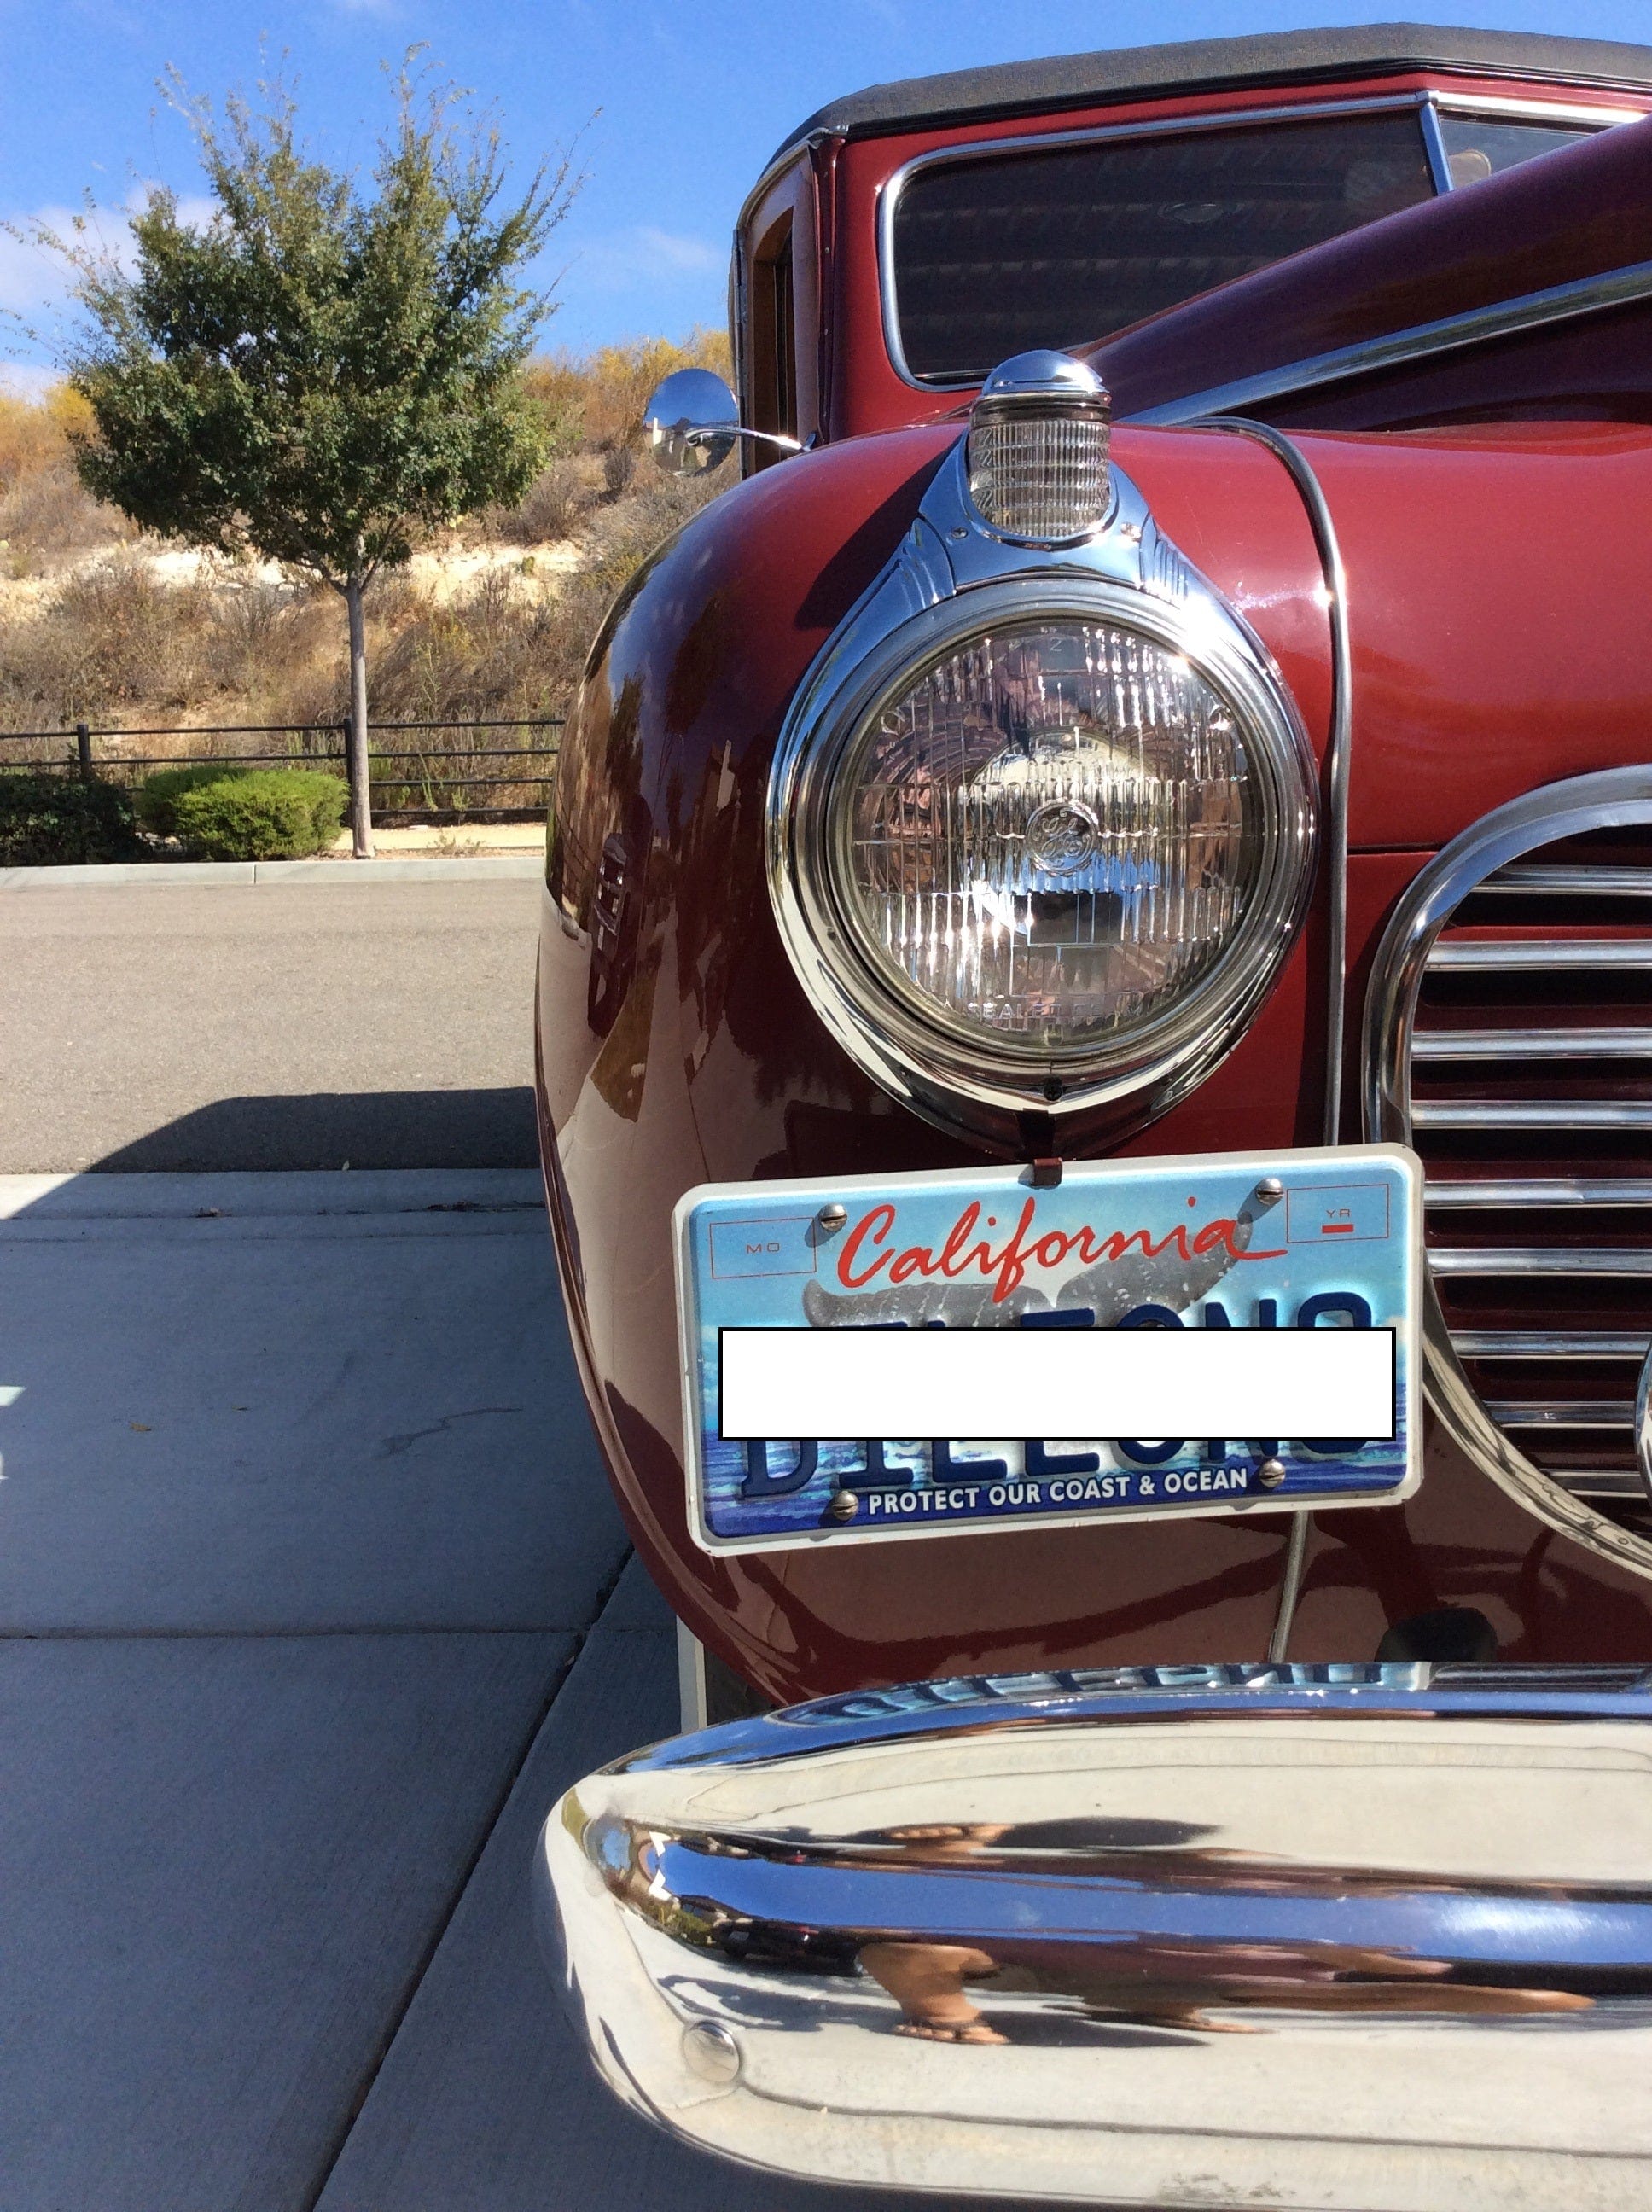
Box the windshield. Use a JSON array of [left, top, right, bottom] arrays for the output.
[[887, 105, 1599, 384], [890, 112, 1438, 382]]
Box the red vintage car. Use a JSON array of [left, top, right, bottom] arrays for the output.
[[536, 25, 1652, 2207]]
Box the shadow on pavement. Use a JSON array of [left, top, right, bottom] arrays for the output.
[[85, 1086, 538, 1170]]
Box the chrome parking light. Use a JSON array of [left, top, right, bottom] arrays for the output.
[[965, 350, 1114, 542]]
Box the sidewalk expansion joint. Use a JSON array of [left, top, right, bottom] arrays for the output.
[[294, 1545, 639, 2212]]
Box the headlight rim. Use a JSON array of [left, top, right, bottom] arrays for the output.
[[769, 571, 1318, 1139]]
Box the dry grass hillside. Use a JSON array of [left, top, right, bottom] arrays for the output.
[[0, 333, 730, 751]]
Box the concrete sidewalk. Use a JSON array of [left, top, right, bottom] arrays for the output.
[[0, 1170, 620, 2212]]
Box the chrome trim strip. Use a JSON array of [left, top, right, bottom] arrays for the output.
[[1428, 936, 1652, 969], [1364, 764, 1652, 1581], [1414, 1027, 1652, 1057], [1413, 1100, 1652, 1127], [1191, 421, 1351, 1144], [1418, 95, 1457, 192], [1131, 257, 1652, 428], [1429, 1179, 1652, 1206], [1457, 1329, 1652, 1357], [1429, 90, 1644, 125], [543, 1670, 1652, 2209], [613, 1665, 1652, 1761], [1430, 1247, 1652, 1275], [1480, 864, 1652, 895], [1186, 420, 1352, 1663]]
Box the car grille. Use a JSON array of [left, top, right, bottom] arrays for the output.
[[1393, 821, 1652, 1537]]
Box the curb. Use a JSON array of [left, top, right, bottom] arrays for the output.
[[0, 1168, 546, 1220], [0, 855, 544, 890]]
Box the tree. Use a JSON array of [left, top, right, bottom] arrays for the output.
[[41, 61, 575, 856]]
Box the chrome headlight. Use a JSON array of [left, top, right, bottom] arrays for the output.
[[768, 404, 1317, 1142]]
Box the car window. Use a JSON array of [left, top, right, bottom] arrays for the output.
[[890, 110, 1438, 382], [1436, 114, 1599, 189]]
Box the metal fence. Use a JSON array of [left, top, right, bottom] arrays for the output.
[[0, 718, 563, 822]]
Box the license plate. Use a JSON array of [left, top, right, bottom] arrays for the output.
[[674, 1144, 1422, 1555]]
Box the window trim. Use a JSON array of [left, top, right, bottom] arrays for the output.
[[876, 89, 1642, 390]]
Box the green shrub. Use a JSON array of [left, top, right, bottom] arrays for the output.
[[0, 771, 143, 865], [137, 760, 253, 838], [170, 769, 347, 860]]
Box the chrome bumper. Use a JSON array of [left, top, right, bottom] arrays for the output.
[[538, 1662, 1652, 2210]]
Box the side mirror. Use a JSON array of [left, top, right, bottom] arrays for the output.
[[643, 369, 740, 477]]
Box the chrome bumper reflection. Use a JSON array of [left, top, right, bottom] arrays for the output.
[[538, 1662, 1652, 2210]]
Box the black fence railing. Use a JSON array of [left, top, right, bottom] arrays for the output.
[[0, 718, 563, 823]]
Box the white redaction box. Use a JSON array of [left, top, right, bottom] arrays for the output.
[[719, 1324, 1395, 1442]]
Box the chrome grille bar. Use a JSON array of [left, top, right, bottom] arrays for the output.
[[1456, 1330, 1652, 1358], [1425, 940, 1652, 971], [1429, 1246, 1652, 1276], [1414, 1028, 1652, 1059], [1412, 1100, 1652, 1130], [1428, 1180, 1652, 1207], [1477, 866, 1652, 896], [1549, 1470, 1649, 1500], [1364, 769, 1652, 1560], [1484, 1400, 1637, 1426]]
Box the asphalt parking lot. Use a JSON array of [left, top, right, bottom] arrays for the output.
[[1, 867, 1021, 2212], [0, 860, 544, 1170]]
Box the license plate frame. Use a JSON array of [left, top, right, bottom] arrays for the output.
[[674, 1144, 1422, 1556]]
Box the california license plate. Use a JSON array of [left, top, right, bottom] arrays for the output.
[[674, 1144, 1422, 1554]]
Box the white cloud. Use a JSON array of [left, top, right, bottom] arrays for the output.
[[567, 224, 724, 297], [0, 187, 218, 324], [635, 226, 722, 273], [0, 204, 108, 320]]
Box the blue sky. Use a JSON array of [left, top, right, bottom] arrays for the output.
[[2, 0, 1649, 386]]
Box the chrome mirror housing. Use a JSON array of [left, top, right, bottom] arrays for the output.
[[643, 368, 741, 475], [643, 368, 805, 476], [540, 1665, 1652, 2209]]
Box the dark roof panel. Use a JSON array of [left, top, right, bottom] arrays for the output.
[[775, 22, 1652, 160]]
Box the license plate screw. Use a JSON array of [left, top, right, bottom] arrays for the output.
[[1256, 1176, 1285, 1206], [816, 1202, 848, 1231], [1257, 1458, 1287, 1489], [827, 1488, 860, 1522]]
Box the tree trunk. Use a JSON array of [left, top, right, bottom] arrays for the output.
[[345, 574, 374, 860]]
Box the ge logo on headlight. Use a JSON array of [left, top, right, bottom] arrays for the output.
[[1025, 799, 1101, 874]]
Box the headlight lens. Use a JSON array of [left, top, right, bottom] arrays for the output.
[[835, 617, 1260, 1057], [770, 536, 1317, 1139]]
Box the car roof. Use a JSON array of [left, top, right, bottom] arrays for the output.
[[772, 21, 1652, 161]]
